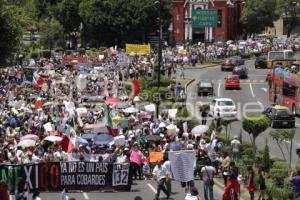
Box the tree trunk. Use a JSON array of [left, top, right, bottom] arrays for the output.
[[289, 139, 293, 170], [252, 136, 257, 166]]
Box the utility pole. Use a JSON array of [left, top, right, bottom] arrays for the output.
[[156, 0, 162, 119]]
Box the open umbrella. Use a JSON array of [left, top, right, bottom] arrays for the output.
[[105, 97, 121, 105], [145, 135, 161, 142], [123, 107, 139, 113], [44, 135, 62, 142], [191, 125, 209, 136], [20, 134, 39, 141], [93, 134, 114, 145], [76, 137, 89, 146], [81, 133, 94, 140], [18, 139, 36, 148]]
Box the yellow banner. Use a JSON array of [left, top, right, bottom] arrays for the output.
[[126, 44, 150, 55]]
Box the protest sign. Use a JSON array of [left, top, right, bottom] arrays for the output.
[[168, 150, 195, 182], [149, 152, 164, 163], [125, 44, 150, 55], [0, 162, 131, 192]]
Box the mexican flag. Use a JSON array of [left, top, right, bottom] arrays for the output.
[[105, 106, 119, 137]]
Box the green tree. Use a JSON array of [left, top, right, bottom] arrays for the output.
[[270, 129, 296, 169], [241, 0, 280, 34], [262, 138, 271, 171], [221, 118, 235, 141], [0, 1, 29, 65], [242, 114, 269, 165], [278, 0, 300, 37], [39, 18, 64, 50]]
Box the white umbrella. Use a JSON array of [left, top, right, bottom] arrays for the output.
[[166, 124, 178, 136], [20, 134, 39, 141], [18, 139, 36, 148], [144, 104, 156, 112], [123, 107, 139, 113], [191, 125, 209, 136], [44, 136, 62, 142], [93, 134, 114, 145]]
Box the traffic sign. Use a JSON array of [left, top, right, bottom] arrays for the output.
[[192, 9, 218, 28]]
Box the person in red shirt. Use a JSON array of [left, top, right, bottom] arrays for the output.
[[222, 172, 240, 200], [0, 181, 9, 200]]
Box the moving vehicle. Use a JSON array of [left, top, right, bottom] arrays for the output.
[[232, 66, 248, 79], [267, 50, 294, 68], [255, 55, 267, 68], [221, 56, 245, 71], [268, 62, 300, 115], [197, 81, 214, 96], [225, 75, 240, 90], [262, 105, 295, 128], [209, 98, 237, 119]]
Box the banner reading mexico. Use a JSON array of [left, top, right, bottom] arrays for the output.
[[126, 44, 150, 55], [0, 162, 131, 192]]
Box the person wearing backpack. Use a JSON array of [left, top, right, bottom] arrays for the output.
[[201, 159, 216, 200]]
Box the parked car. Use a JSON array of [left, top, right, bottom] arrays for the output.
[[224, 75, 240, 90], [232, 66, 248, 79], [197, 81, 214, 96], [221, 56, 245, 71], [255, 55, 267, 68], [262, 105, 295, 128], [209, 98, 237, 119]]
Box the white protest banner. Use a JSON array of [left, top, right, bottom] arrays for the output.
[[168, 150, 195, 182], [183, 122, 188, 133], [64, 101, 75, 116], [168, 109, 178, 119], [43, 122, 53, 132]]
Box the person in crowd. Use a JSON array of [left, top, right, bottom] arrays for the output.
[[246, 166, 256, 200], [230, 136, 241, 161], [221, 151, 231, 185], [130, 143, 143, 180], [162, 153, 172, 195], [152, 160, 170, 200], [258, 166, 267, 200], [290, 165, 300, 200], [201, 159, 216, 200]]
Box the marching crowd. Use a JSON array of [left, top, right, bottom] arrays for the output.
[[0, 43, 299, 200]]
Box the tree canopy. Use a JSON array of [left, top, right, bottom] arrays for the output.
[[241, 0, 280, 34]]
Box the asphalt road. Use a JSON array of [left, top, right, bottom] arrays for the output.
[[184, 60, 300, 164], [25, 179, 223, 200]]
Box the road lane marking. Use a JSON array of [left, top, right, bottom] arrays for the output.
[[261, 87, 267, 93], [218, 83, 221, 97], [83, 192, 89, 200], [249, 83, 255, 97], [147, 183, 157, 193]]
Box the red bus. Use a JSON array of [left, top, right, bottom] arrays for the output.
[[268, 60, 300, 115]]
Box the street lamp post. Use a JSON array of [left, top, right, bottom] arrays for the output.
[[156, 0, 163, 118]]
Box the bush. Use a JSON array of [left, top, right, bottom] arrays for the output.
[[177, 107, 190, 118], [266, 183, 292, 200], [66, 50, 72, 55], [78, 48, 86, 55], [187, 117, 200, 129], [269, 160, 289, 187], [99, 47, 107, 52], [241, 53, 251, 59], [54, 48, 64, 52], [30, 51, 38, 59], [41, 50, 51, 58], [253, 52, 262, 57]]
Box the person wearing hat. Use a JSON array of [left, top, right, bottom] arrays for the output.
[[231, 136, 241, 162], [185, 186, 200, 200]]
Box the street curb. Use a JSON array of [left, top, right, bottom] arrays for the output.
[[184, 78, 195, 92], [184, 63, 220, 69], [214, 178, 249, 200]]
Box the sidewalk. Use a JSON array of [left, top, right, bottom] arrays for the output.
[[183, 63, 220, 69]]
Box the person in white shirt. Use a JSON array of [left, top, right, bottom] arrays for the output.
[[201, 160, 216, 200], [162, 154, 172, 195], [152, 160, 170, 200], [231, 136, 241, 161]]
